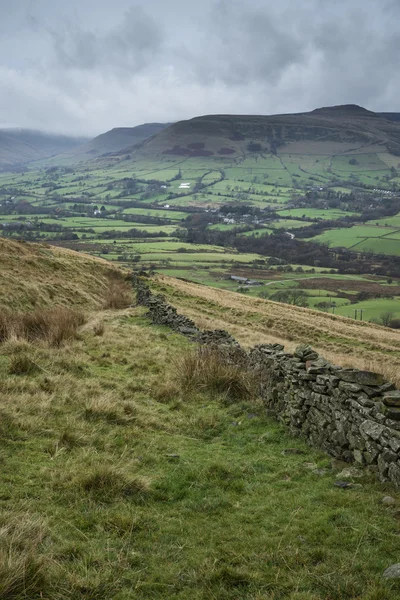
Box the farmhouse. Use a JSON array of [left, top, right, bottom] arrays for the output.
[[228, 275, 263, 286]]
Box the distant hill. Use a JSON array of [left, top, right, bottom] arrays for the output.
[[50, 123, 170, 165], [0, 129, 88, 170], [378, 113, 400, 122], [128, 105, 400, 161]]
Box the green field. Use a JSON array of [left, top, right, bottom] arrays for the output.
[[1, 143, 400, 324], [309, 225, 400, 255], [277, 208, 359, 220]]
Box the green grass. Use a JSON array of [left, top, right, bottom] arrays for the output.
[[334, 297, 400, 321], [277, 208, 359, 220], [309, 225, 400, 255], [121, 208, 188, 220], [268, 218, 315, 229], [1, 306, 400, 599]]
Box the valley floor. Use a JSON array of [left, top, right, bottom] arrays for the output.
[[1, 303, 400, 599]]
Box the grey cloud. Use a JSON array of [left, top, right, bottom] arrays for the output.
[[48, 6, 164, 72], [0, 0, 399, 135], [188, 0, 308, 85]]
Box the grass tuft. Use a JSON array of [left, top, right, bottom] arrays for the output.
[[80, 467, 151, 501], [92, 320, 105, 336], [102, 278, 132, 309], [175, 346, 256, 403], [8, 354, 40, 376], [0, 514, 52, 600], [152, 380, 180, 403], [0, 307, 85, 347]]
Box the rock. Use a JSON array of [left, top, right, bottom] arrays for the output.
[[177, 326, 198, 335], [383, 391, 400, 407], [294, 344, 318, 361], [312, 468, 328, 476], [334, 480, 363, 489], [334, 480, 352, 488], [359, 420, 386, 441], [388, 463, 400, 486], [378, 382, 396, 393], [353, 449, 364, 464], [383, 564, 400, 579], [338, 381, 362, 393], [338, 369, 385, 386], [384, 407, 400, 421], [337, 467, 363, 479], [281, 448, 305, 456], [308, 366, 328, 375], [382, 496, 396, 506]]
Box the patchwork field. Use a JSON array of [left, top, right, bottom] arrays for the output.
[[1, 141, 400, 323]]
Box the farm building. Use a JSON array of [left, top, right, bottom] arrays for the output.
[[228, 275, 263, 286]]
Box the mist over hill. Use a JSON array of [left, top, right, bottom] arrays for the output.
[[0, 129, 88, 170], [0, 123, 170, 169], [52, 122, 170, 164]]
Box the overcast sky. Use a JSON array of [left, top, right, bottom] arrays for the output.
[[0, 0, 398, 136]]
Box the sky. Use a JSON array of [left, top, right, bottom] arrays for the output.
[[0, 0, 399, 137]]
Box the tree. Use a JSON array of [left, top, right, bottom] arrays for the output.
[[381, 311, 395, 326], [258, 290, 269, 299], [270, 289, 309, 308]]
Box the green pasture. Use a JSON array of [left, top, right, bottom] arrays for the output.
[[122, 207, 189, 220], [208, 223, 248, 231], [268, 219, 314, 229], [334, 298, 400, 322], [309, 225, 400, 255], [368, 214, 400, 228], [277, 208, 358, 220], [241, 228, 272, 237]]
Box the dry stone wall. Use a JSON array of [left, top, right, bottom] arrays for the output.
[[249, 343, 400, 486], [135, 277, 198, 335], [134, 277, 400, 486]]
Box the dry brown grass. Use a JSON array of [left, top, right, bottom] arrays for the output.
[[154, 275, 400, 377], [175, 346, 256, 403], [0, 307, 85, 347], [103, 277, 133, 309], [0, 238, 124, 311]]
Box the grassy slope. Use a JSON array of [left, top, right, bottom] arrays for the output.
[[0, 238, 120, 310], [1, 242, 400, 598], [2, 307, 400, 599], [152, 275, 400, 379]]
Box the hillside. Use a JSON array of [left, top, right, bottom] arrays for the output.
[[0, 238, 122, 310], [49, 123, 170, 165], [1, 243, 400, 598], [131, 104, 400, 160], [153, 275, 400, 381], [0, 129, 87, 170]]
